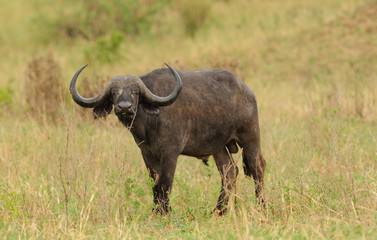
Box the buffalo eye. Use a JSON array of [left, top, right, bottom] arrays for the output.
[[111, 89, 121, 100]]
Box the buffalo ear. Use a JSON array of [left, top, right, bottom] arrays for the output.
[[93, 99, 113, 119], [142, 104, 160, 115]]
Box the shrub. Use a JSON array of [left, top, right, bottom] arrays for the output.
[[176, 0, 212, 37], [24, 53, 63, 123], [34, 0, 171, 42], [85, 31, 125, 63], [79, 0, 169, 38]]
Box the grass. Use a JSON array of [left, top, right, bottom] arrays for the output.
[[1, 0, 377, 238]]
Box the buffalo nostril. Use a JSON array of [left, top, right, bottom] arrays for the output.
[[118, 101, 132, 111]]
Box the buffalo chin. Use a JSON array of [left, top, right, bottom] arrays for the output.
[[117, 113, 135, 127]]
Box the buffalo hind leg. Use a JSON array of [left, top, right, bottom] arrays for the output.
[[213, 148, 239, 215], [239, 136, 266, 205]]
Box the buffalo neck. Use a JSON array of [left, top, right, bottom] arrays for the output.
[[129, 103, 161, 146]]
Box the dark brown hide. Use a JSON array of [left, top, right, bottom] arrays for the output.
[[70, 65, 266, 215]]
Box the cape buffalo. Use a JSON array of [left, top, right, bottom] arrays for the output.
[[69, 63, 266, 215]]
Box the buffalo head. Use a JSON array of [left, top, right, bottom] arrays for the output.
[[69, 63, 182, 125]]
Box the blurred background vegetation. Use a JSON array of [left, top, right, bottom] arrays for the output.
[[0, 0, 376, 122], [0, 0, 376, 238]]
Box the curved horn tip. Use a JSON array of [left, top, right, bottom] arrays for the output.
[[73, 64, 88, 76], [164, 62, 173, 68]]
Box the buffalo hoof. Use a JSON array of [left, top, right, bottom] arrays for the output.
[[257, 196, 266, 209], [152, 205, 171, 215], [212, 207, 227, 216]]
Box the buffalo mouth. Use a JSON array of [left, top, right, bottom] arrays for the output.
[[118, 112, 134, 118], [116, 112, 136, 123]]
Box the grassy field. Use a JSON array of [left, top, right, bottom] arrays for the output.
[[1, 0, 377, 238]]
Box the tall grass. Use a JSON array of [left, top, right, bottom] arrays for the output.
[[1, 0, 376, 238]]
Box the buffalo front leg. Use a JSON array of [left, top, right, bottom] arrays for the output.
[[213, 148, 239, 215], [152, 154, 178, 214], [141, 152, 160, 182]]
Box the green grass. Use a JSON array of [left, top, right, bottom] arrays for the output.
[[1, 0, 377, 238]]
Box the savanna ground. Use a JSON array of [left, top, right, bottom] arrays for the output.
[[0, 0, 376, 238]]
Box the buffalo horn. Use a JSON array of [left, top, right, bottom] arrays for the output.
[[69, 64, 107, 108], [139, 63, 182, 106]]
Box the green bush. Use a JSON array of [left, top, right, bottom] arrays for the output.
[[85, 31, 125, 63], [34, 0, 171, 42], [176, 0, 212, 37], [80, 0, 170, 38]]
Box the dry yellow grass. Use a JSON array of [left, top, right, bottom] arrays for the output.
[[0, 0, 376, 238]]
